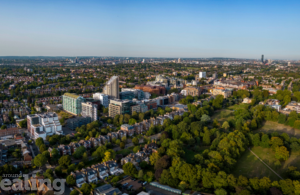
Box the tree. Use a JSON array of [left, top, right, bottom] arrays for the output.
[[82, 152, 88, 164], [260, 134, 270, 148], [150, 152, 160, 166], [120, 142, 125, 149], [138, 170, 144, 179], [166, 140, 185, 157], [80, 183, 92, 195], [132, 137, 139, 145], [123, 162, 138, 176], [67, 164, 77, 174], [35, 137, 44, 148], [70, 189, 79, 195], [201, 114, 211, 123], [275, 146, 289, 161], [203, 129, 211, 145], [58, 155, 71, 168], [155, 155, 171, 170], [222, 121, 230, 130], [270, 137, 284, 150], [34, 154, 47, 169], [128, 118, 137, 125], [66, 175, 76, 186], [133, 146, 140, 153], [252, 134, 261, 146], [73, 146, 86, 159], [39, 144, 47, 153], [19, 119, 27, 128], [51, 148, 60, 163], [102, 151, 113, 162], [215, 188, 227, 195]]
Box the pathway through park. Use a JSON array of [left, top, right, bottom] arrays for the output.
[[248, 148, 283, 180]]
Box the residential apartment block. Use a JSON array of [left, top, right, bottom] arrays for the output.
[[81, 102, 98, 121], [103, 76, 119, 99], [62, 93, 86, 115], [93, 93, 109, 108], [27, 112, 62, 140]]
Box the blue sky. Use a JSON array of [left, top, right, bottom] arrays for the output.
[[0, 0, 299, 59]]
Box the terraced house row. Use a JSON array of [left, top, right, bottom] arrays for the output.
[[71, 160, 123, 188]]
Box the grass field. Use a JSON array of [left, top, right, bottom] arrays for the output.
[[211, 109, 234, 124], [233, 146, 300, 181], [227, 103, 249, 111], [256, 121, 300, 138]]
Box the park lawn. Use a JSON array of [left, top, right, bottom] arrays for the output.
[[227, 103, 249, 111], [232, 147, 281, 181], [256, 121, 300, 138], [211, 109, 234, 124], [233, 146, 300, 180]]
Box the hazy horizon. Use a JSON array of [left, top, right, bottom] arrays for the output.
[[1, 0, 300, 60]]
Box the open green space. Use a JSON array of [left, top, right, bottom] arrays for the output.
[[211, 109, 234, 124], [256, 121, 300, 138], [233, 146, 300, 181], [227, 103, 249, 111]]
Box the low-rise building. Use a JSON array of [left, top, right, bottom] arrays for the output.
[[27, 112, 62, 140], [71, 171, 87, 188], [212, 88, 232, 98], [94, 184, 122, 195]]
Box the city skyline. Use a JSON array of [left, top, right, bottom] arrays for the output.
[[1, 0, 300, 59]]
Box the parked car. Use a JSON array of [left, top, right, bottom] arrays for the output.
[[127, 185, 133, 190], [123, 183, 128, 187], [143, 181, 147, 186]]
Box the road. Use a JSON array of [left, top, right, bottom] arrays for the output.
[[248, 148, 283, 180], [29, 145, 36, 158]]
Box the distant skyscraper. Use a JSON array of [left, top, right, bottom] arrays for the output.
[[103, 76, 119, 99], [199, 72, 206, 78], [178, 58, 181, 63], [261, 55, 264, 63], [142, 59, 145, 63]]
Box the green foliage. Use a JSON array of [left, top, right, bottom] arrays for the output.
[[123, 162, 138, 176]]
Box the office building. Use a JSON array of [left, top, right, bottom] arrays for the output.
[[81, 102, 98, 121], [109, 99, 132, 117], [178, 58, 181, 63], [121, 88, 145, 100], [199, 72, 206, 78], [93, 93, 109, 108], [66, 117, 91, 130], [63, 93, 85, 115], [27, 112, 62, 140], [103, 76, 119, 99], [261, 55, 264, 63], [135, 85, 166, 95], [119, 91, 135, 100]]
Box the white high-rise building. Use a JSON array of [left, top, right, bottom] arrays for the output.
[[81, 102, 98, 121], [93, 93, 109, 108], [178, 58, 181, 63], [199, 72, 206, 78], [103, 76, 119, 99], [27, 112, 62, 140]]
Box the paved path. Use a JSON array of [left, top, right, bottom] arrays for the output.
[[248, 148, 283, 180], [29, 145, 36, 158]]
